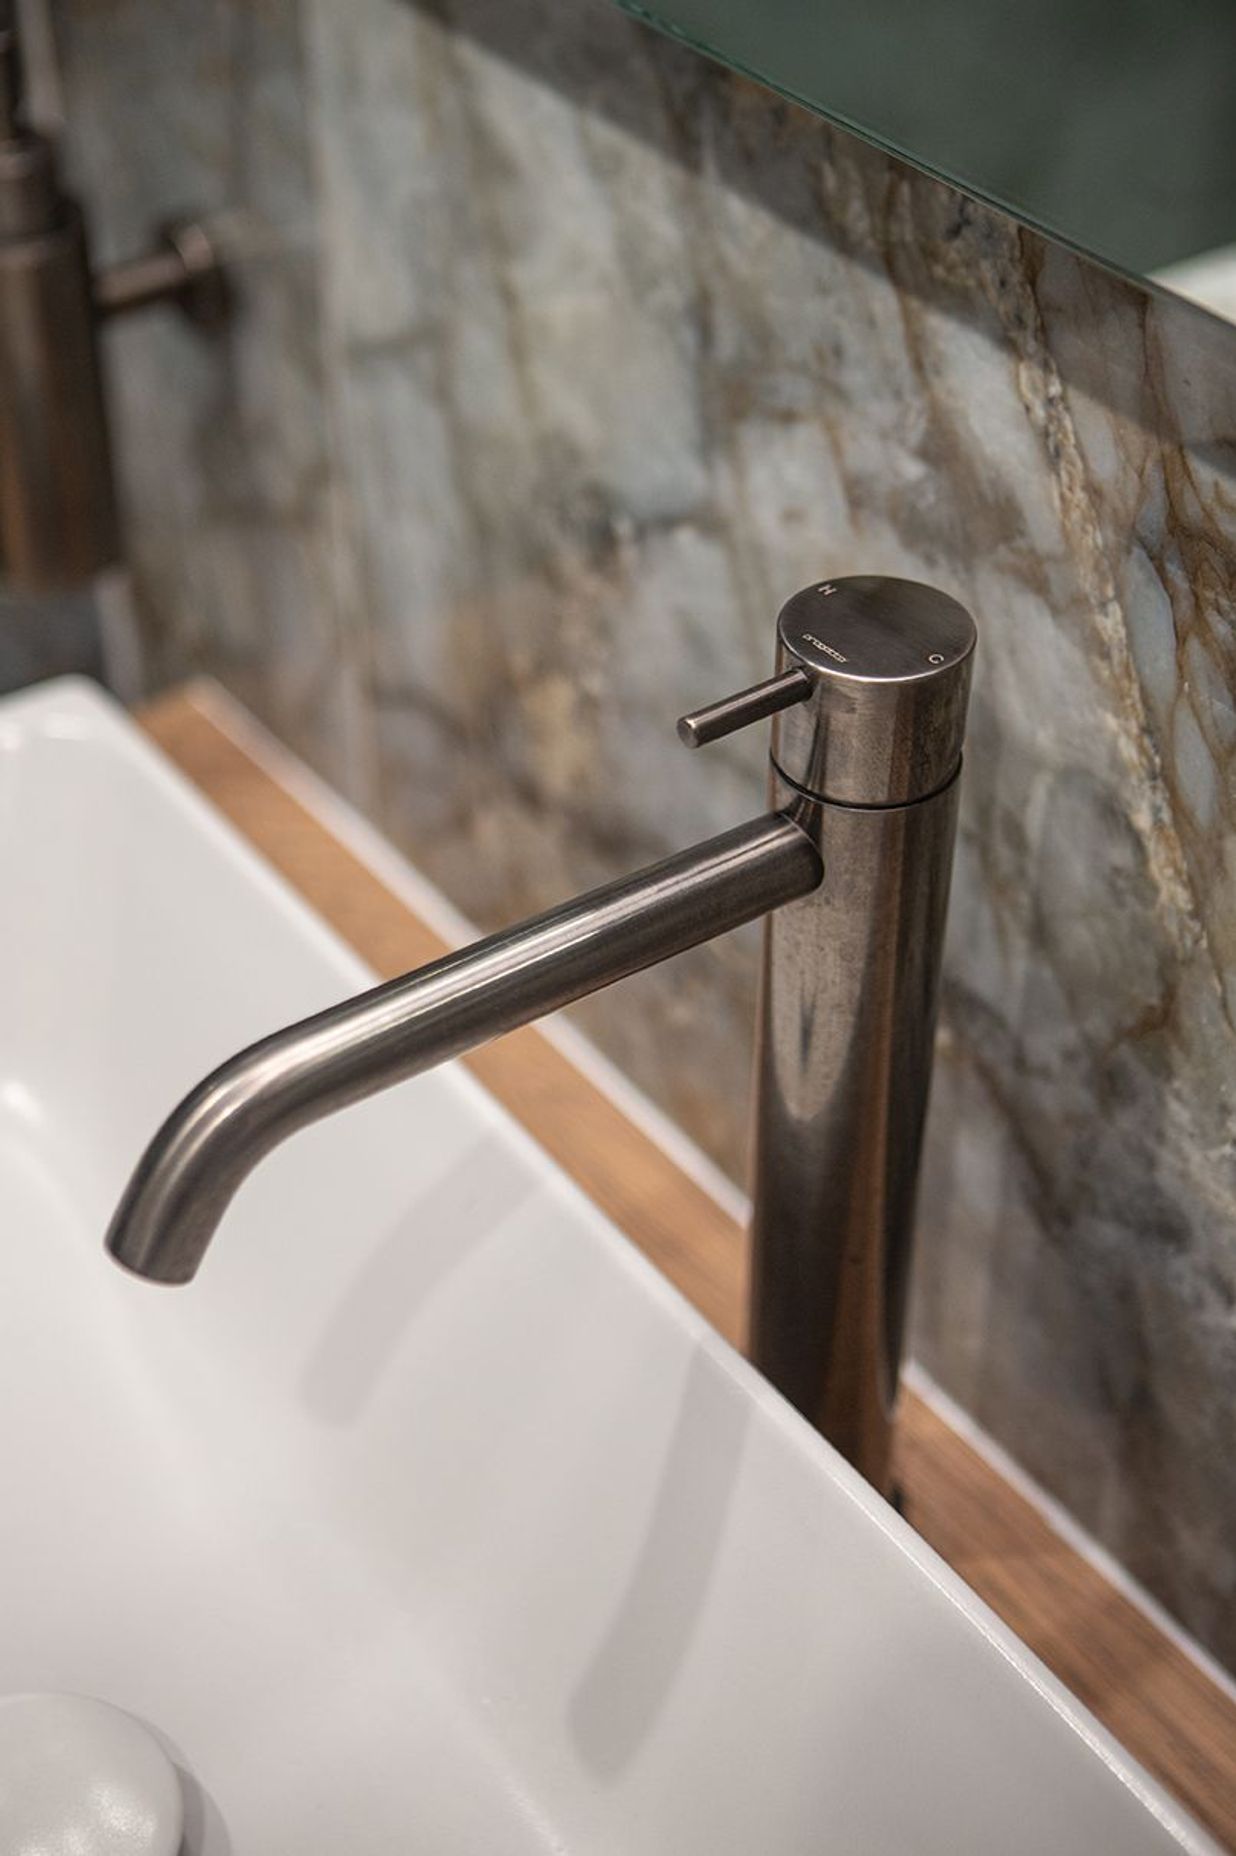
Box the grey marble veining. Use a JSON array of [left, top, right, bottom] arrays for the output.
[[40, 0, 1236, 1666]]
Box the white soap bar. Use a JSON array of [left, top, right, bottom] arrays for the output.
[[0, 1693, 184, 1856]]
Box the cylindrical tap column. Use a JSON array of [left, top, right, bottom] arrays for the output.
[[748, 577, 976, 1493], [0, 15, 118, 594]]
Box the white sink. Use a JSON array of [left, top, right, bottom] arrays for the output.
[[0, 676, 1216, 1854]]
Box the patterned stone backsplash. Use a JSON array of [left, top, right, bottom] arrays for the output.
[[45, 0, 1236, 1667]]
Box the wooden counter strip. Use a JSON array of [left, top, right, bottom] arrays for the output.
[[139, 684, 1236, 1850]]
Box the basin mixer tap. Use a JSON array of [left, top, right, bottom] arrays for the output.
[[106, 577, 975, 1494]]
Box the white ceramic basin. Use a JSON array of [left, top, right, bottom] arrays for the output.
[[0, 676, 1217, 1854]]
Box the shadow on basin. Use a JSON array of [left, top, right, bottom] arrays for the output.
[[116, 1711, 232, 1856], [299, 1135, 536, 1426], [568, 1345, 751, 1780], [177, 1759, 233, 1856]]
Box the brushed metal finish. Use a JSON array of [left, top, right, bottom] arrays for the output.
[[677, 667, 811, 748], [0, 197, 119, 591], [107, 815, 821, 1284], [106, 573, 973, 1499], [773, 576, 975, 805], [0, 3, 19, 142], [94, 220, 229, 328], [0, 8, 116, 590], [0, 123, 56, 239], [749, 770, 962, 1492], [0, 1, 225, 591]]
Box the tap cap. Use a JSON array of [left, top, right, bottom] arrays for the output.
[[773, 576, 976, 805]]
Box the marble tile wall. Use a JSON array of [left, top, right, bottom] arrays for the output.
[[41, 0, 1236, 1668]]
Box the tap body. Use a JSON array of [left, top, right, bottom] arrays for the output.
[[0, 0, 227, 593], [107, 577, 975, 1493], [751, 773, 960, 1490], [0, 2, 118, 592]]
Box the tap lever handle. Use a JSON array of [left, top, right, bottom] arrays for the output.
[[677, 667, 812, 749]]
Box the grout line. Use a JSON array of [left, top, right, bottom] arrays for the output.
[[174, 674, 1236, 1713]]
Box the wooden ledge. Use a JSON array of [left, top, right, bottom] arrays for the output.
[[139, 684, 1236, 1851]]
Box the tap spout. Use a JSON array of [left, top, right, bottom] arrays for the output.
[[106, 813, 821, 1285]]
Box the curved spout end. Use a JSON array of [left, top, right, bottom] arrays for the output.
[[104, 1067, 262, 1284], [105, 1201, 201, 1286], [105, 1160, 213, 1286]]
